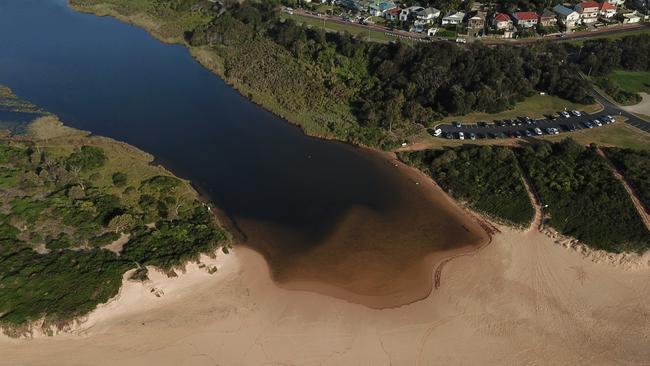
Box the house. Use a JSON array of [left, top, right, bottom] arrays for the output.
[[575, 1, 600, 23], [538, 9, 558, 27], [513, 11, 539, 27], [339, 0, 365, 11], [599, 2, 617, 18], [442, 11, 466, 25], [368, 1, 397, 17], [399, 6, 424, 21], [622, 10, 642, 23], [467, 12, 486, 28], [416, 7, 441, 24], [385, 7, 401, 20], [553, 4, 580, 28], [492, 12, 513, 30]]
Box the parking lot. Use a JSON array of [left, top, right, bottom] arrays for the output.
[[433, 110, 616, 140], [432, 89, 650, 141]]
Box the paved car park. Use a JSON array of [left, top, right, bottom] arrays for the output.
[[433, 111, 616, 140], [432, 90, 650, 140]]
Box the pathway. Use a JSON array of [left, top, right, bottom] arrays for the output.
[[597, 148, 650, 232]]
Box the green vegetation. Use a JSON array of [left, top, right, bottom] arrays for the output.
[[441, 94, 600, 124], [518, 139, 650, 253], [400, 146, 535, 226], [594, 77, 641, 105], [0, 91, 230, 329], [608, 70, 650, 95], [71, 0, 594, 149], [603, 148, 650, 213], [578, 35, 650, 105], [281, 13, 393, 43]]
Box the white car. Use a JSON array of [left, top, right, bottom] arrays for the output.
[[561, 111, 571, 118], [433, 128, 442, 136], [458, 132, 465, 140], [534, 127, 543, 135], [571, 110, 582, 117], [593, 119, 602, 127]]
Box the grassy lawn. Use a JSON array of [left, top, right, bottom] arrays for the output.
[[609, 70, 650, 94], [440, 94, 602, 124], [282, 13, 394, 43], [567, 26, 650, 45]]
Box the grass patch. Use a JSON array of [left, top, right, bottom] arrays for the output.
[[281, 13, 394, 43], [440, 94, 601, 124], [608, 70, 650, 95]]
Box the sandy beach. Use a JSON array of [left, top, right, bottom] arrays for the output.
[[2, 226, 649, 366]]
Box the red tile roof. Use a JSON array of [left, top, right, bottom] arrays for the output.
[[578, 1, 600, 10], [514, 11, 538, 21], [600, 2, 616, 10], [494, 12, 511, 21]]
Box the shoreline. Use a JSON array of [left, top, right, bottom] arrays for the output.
[[2, 230, 649, 365]]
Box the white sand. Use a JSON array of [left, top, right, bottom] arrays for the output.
[[1, 228, 649, 366]]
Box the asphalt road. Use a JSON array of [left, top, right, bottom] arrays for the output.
[[590, 88, 650, 134], [433, 90, 650, 140]]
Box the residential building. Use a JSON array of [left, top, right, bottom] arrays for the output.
[[622, 10, 642, 23], [399, 6, 424, 21], [538, 9, 558, 27], [338, 0, 365, 11], [575, 1, 600, 23], [416, 7, 441, 24], [553, 4, 580, 28], [599, 2, 617, 18], [384, 7, 401, 20], [467, 12, 486, 28], [368, 1, 397, 17], [513, 11, 539, 27], [492, 12, 513, 30], [442, 11, 466, 25]]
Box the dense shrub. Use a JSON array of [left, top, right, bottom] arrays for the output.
[[401, 145, 534, 226], [517, 139, 650, 252], [604, 148, 650, 214]]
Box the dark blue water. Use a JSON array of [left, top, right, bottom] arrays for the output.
[[0, 0, 484, 302]]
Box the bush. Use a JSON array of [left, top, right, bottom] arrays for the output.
[[400, 145, 535, 226], [111, 172, 128, 187], [517, 139, 650, 252], [65, 146, 107, 171]]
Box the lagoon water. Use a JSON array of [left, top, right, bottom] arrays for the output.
[[0, 0, 487, 306]]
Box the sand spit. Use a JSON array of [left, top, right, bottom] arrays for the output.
[[2, 228, 649, 366]]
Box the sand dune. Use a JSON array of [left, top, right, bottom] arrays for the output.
[[1, 227, 649, 366]]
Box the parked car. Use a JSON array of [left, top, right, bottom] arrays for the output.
[[458, 132, 465, 140], [534, 127, 543, 135], [593, 119, 602, 127], [469, 132, 476, 140], [569, 124, 577, 131], [433, 128, 442, 136], [571, 110, 582, 117], [524, 129, 533, 137], [452, 122, 461, 128], [584, 121, 594, 129], [514, 130, 522, 138], [561, 111, 571, 118]]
